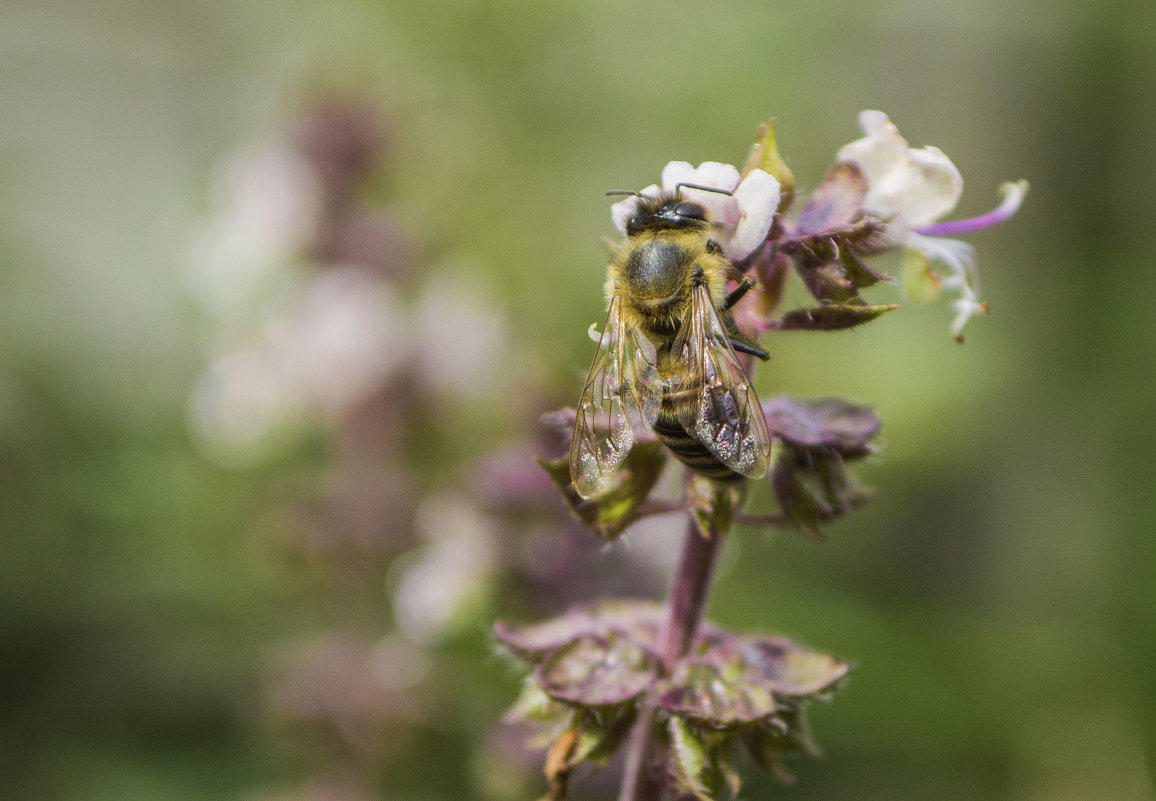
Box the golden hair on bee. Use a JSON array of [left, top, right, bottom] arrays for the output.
[[569, 184, 772, 499], [604, 189, 735, 340]]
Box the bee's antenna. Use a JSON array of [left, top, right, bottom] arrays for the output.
[[605, 190, 652, 199], [675, 182, 734, 196]]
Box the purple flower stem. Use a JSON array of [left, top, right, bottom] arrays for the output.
[[660, 514, 723, 666], [617, 704, 662, 801], [914, 189, 1025, 236], [914, 216, 999, 236], [618, 513, 725, 801]]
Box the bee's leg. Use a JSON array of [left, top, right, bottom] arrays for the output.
[[721, 277, 757, 311], [730, 337, 770, 361]]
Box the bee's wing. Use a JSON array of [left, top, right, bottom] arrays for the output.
[[671, 283, 771, 479], [569, 295, 661, 498]]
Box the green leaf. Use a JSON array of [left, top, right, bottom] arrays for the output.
[[658, 627, 847, 727], [668, 716, 712, 801], [742, 705, 821, 784], [769, 442, 824, 537], [666, 718, 745, 800], [504, 677, 568, 725], [841, 248, 892, 288], [567, 708, 637, 768], [686, 476, 739, 538], [657, 661, 777, 726], [715, 740, 743, 799], [535, 633, 656, 706], [743, 118, 795, 212], [495, 611, 599, 658], [755, 251, 791, 318], [537, 440, 668, 540], [736, 635, 850, 698]]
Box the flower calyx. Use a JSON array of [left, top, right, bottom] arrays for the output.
[[496, 601, 848, 799], [763, 396, 882, 537]]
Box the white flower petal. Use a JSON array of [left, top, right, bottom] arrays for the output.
[[395, 493, 496, 644], [670, 162, 748, 243], [280, 269, 409, 413], [908, 232, 976, 282], [908, 232, 984, 339], [660, 161, 698, 191], [950, 296, 987, 341], [412, 273, 507, 398], [683, 161, 742, 193], [610, 162, 776, 260], [837, 110, 963, 233], [726, 169, 780, 260], [834, 112, 1018, 340], [873, 145, 962, 229], [610, 197, 638, 237], [188, 348, 304, 466], [836, 110, 909, 188]]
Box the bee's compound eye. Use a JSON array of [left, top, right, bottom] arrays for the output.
[[674, 201, 707, 221]]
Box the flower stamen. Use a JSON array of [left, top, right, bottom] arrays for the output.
[[914, 180, 1029, 237]]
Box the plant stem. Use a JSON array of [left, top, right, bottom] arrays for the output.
[[660, 514, 724, 667], [617, 704, 661, 801], [618, 512, 725, 801]]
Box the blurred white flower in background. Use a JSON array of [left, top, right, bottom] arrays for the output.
[[186, 99, 527, 801], [188, 347, 307, 466], [268, 632, 429, 726], [391, 492, 498, 645], [185, 130, 513, 466], [279, 268, 408, 414], [184, 133, 419, 465], [188, 265, 410, 466], [411, 269, 508, 400], [185, 141, 322, 320]]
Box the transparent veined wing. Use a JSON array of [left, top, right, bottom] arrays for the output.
[[569, 295, 661, 498], [670, 283, 771, 479]]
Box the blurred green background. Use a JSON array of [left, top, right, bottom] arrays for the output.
[[3, 1, 1155, 799]]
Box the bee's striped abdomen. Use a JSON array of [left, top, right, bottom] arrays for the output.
[[653, 397, 743, 482]]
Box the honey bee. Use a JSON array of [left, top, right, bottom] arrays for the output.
[[569, 185, 772, 499]]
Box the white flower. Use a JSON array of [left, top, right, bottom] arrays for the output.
[[611, 161, 780, 261], [837, 110, 963, 240], [187, 267, 410, 465], [837, 110, 1027, 340]]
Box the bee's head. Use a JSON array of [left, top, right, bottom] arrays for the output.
[[611, 190, 712, 236]]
